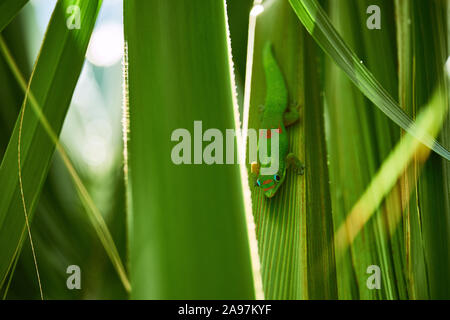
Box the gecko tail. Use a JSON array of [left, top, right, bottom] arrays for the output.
[[262, 41, 288, 112]]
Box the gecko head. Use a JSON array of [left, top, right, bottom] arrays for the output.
[[252, 161, 287, 198], [255, 172, 286, 198]]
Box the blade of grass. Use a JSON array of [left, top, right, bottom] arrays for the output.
[[353, 0, 408, 299], [0, 17, 131, 297], [289, 0, 450, 161], [0, 0, 131, 295], [227, 0, 253, 81], [395, 0, 450, 299], [303, 30, 337, 300], [0, 16, 30, 300], [124, 0, 256, 299], [0, 0, 28, 33], [395, 0, 428, 299], [226, 0, 253, 115], [335, 87, 449, 260], [322, 0, 405, 299], [0, 15, 30, 158]]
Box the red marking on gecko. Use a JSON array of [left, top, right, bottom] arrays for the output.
[[260, 128, 282, 139], [276, 125, 282, 134], [262, 179, 273, 185], [263, 185, 275, 192], [260, 130, 272, 139]]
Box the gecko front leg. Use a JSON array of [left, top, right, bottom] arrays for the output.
[[286, 152, 305, 175], [283, 103, 301, 127]]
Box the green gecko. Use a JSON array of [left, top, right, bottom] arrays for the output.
[[251, 42, 304, 198]]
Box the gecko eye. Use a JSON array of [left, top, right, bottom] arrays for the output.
[[256, 179, 262, 187], [274, 174, 281, 182]]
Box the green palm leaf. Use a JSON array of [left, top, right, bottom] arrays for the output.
[[124, 0, 256, 299], [289, 0, 450, 161], [0, 0, 102, 293]]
